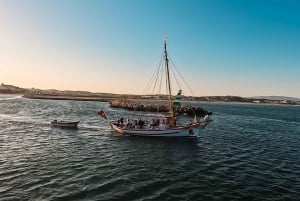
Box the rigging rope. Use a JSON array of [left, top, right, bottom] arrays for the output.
[[144, 50, 164, 95], [170, 64, 183, 91], [169, 56, 195, 96], [141, 41, 202, 121], [144, 45, 196, 101]]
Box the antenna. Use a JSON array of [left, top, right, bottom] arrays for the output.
[[164, 33, 167, 41]]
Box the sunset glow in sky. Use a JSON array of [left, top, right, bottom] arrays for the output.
[[1, 0, 300, 97]]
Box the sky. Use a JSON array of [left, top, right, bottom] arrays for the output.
[[0, 0, 300, 98]]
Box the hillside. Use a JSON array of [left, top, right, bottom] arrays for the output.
[[251, 96, 300, 102], [0, 83, 28, 94], [1, 83, 300, 105]]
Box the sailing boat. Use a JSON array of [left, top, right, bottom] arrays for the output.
[[109, 38, 211, 137]]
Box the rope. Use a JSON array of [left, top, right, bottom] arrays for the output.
[[144, 50, 164, 95], [169, 56, 195, 96], [169, 64, 183, 91]]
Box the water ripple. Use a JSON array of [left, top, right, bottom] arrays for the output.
[[1, 97, 300, 200]]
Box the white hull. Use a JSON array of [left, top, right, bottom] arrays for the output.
[[110, 121, 201, 138]]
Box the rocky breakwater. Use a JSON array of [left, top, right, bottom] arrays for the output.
[[110, 99, 212, 117]]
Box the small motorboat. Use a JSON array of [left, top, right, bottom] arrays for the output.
[[51, 120, 79, 129]]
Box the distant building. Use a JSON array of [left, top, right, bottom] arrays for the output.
[[173, 89, 183, 106]]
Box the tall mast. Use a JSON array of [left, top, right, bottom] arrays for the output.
[[164, 37, 175, 127]]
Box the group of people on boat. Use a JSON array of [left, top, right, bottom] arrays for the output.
[[115, 116, 177, 130], [114, 113, 210, 130]]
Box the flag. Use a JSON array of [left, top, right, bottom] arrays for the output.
[[193, 115, 198, 123], [98, 110, 107, 119]]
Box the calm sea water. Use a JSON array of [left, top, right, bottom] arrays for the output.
[[0, 94, 300, 201]]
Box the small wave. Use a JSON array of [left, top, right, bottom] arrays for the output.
[[0, 114, 50, 127], [0, 95, 23, 101], [0, 114, 108, 132], [218, 112, 300, 125], [75, 125, 103, 132]]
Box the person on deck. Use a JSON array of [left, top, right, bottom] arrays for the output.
[[126, 118, 131, 129], [120, 117, 124, 127], [138, 118, 143, 129]]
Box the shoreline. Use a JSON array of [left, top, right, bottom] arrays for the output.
[[22, 94, 111, 102], [19, 94, 300, 106]]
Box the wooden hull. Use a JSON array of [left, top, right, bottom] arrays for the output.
[[110, 121, 200, 138], [51, 121, 79, 128]]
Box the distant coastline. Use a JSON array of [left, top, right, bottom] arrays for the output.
[[1, 83, 300, 105], [21, 94, 300, 106], [22, 94, 111, 102]]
